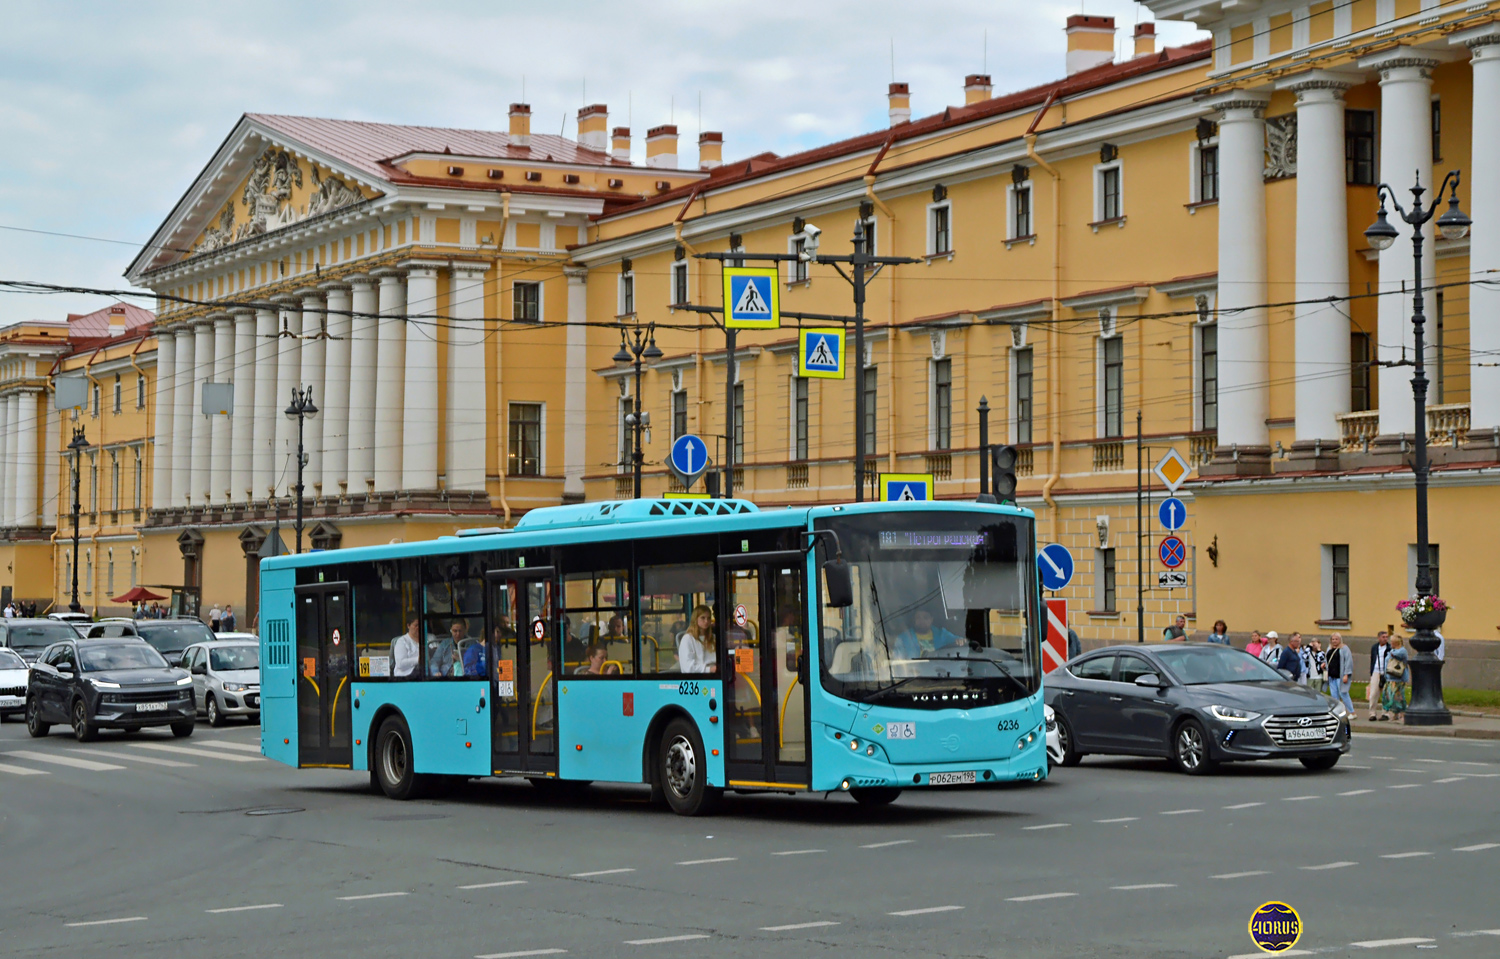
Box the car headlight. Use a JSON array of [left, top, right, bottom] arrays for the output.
[[1207, 704, 1261, 723], [223, 682, 247, 692], [1330, 701, 1348, 719], [1044, 705, 1057, 731], [90, 679, 121, 689], [176, 675, 194, 686]]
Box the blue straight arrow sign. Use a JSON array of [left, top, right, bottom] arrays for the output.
[[1158, 496, 1185, 532]]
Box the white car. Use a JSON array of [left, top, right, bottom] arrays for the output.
[[181, 639, 261, 726], [0, 647, 29, 721], [1045, 704, 1064, 767]]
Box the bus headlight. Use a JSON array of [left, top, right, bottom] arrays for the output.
[[865, 744, 876, 757], [849, 738, 861, 751]]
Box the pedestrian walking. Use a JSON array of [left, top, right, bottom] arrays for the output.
[[1327, 633, 1356, 719], [1162, 615, 1188, 641], [1207, 619, 1231, 646], [209, 604, 222, 632], [1274, 633, 1303, 681], [221, 604, 236, 633], [1367, 631, 1390, 721], [1245, 630, 1266, 658], [1066, 626, 1081, 660], [1306, 637, 1328, 692], [1380, 636, 1409, 721], [1260, 631, 1284, 667]]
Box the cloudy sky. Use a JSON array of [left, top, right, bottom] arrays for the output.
[[0, 0, 1205, 326]]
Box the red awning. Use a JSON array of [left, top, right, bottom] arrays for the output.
[[111, 586, 167, 603]]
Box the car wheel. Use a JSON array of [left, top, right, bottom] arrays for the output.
[[375, 715, 421, 800], [849, 787, 902, 805], [658, 717, 720, 816], [1056, 713, 1084, 767], [206, 695, 225, 728], [171, 720, 195, 738], [1299, 754, 1340, 771], [71, 699, 98, 743], [26, 696, 51, 738], [1171, 719, 1216, 776]]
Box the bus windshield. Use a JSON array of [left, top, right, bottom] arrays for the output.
[[817, 511, 1039, 710]]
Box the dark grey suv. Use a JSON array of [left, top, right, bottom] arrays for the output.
[[26, 639, 196, 741], [1, 619, 84, 665]]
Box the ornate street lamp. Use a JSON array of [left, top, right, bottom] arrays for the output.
[[283, 386, 318, 553], [616, 323, 662, 498], [1363, 170, 1470, 726], [67, 423, 90, 613]]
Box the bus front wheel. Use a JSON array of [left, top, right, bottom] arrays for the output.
[[658, 718, 720, 816], [375, 715, 421, 800], [850, 787, 902, 805]]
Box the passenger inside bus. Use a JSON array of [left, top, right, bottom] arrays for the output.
[[428, 626, 459, 677], [391, 618, 420, 678], [677, 605, 717, 673], [459, 620, 487, 677], [575, 641, 621, 676], [893, 609, 961, 659]]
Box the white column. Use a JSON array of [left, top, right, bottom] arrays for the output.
[[15, 390, 38, 527], [210, 315, 234, 502], [1463, 32, 1500, 433], [252, 308, 278, 500], [272, 299, 302, 498], [152, 329, 175, 510], [190, 320, 215, 504], [0, 395, 14, 527], [402, 264, 440, 490], [1208, 93, 1272, 460], [1284, 73, 1354, 443], [1361, 49, 1440, 437], [447, 263, 488, 492], [41, 402, 57, 524], [299, 290, 326, 497], [170, 327, 195, 507], [230, 309, 257, 502], [346, 277, 379, 495], [563, 266, 589, 499], [373, 269, 406, 493], [320, 282, 353, 496]]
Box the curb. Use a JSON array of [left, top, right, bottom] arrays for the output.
[[1354, 721, 1500, 740]]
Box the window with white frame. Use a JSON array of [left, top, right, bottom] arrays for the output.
[[860, 217, 878, 255], [927, 201, 952, 256], [1013, 347, 1033, 445], [1095, 548, 1117, 613], [1100, 335, 1124, 438], [672, 389, 688, 440], [136, 373, 146, 409], [670, 260, 689, 306], [616, 393, 631, 473], [792, 376, 809, 461], [618, 268, 635, 316], [1199, 322, 1218, 431], [788, 235, 809, 283], [1190, 137, 1219, 204], [931, 358, 952, 450], [1095, 161, 1123, 222], [113, 375, 122, 413], [508, 402, 543, 476], [1408, 543, 1439, 597], [1007, 181, 1033, 240], [133, 447, 143, 508], [513, 281, 541, 322], [110, 449, 120, 510], [1321, 544, 1350, 622]]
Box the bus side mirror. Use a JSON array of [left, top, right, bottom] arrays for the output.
[[823, 558, 853, 608]]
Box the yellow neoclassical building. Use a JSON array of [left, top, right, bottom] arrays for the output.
[[2, 6, 1497, 683]]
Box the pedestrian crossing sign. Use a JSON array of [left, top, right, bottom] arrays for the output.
[[722, 266, 781, 329], [798, 327, 846, 379], [879, 473, 934, 503]]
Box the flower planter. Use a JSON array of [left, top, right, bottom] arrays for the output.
[[1403, 609, 1447, 631]]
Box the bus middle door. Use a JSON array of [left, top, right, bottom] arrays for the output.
[[293, 582, 353, 769], [485, 567, 559, 777]]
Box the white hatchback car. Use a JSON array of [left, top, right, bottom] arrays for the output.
[[1045, 704, 1064, 767], [181, 639, 260, 726], [0, 647, 28, 721]]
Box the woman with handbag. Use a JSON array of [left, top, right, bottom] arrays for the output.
[[1380, 635, 1410, 720]]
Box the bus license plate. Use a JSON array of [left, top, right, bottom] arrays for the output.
[[1284, 727, 1323, 741], [135, 702, 169, 712], [928, 771, 976, 786]]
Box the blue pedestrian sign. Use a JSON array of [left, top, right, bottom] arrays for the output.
[[1158, 497, 1186, 532], [798, 327, 845, 379], [1159, 536, 1186, 569], [722, 266, 780, 329], [667, 433, 710, 488], [879, 473, 932, 502], [1037, 544, 1074, 591]]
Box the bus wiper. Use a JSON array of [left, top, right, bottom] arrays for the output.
[[984, 656, 1032, 699], [861, 676, 921, 703]]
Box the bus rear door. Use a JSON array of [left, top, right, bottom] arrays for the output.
[[294, 582, 353, 768], [718, 553, 809, 791], [486, 567, 559, 777]]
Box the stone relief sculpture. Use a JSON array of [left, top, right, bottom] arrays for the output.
[[305, 167, 364, 218], [191, 147, 366, 257], [1264, 114, 1297, 179], [195, 204, 236, 252]]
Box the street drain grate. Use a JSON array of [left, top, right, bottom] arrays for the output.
[[245, 806, 304, 817]]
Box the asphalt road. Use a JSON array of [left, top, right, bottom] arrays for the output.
[[2, 719, 1497, 959]]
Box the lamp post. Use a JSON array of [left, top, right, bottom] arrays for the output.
[[67, 423, 90, 613], [614, 323, 663, 498], [1363, 170, 1470, 726], [283, 386, 318, 554]]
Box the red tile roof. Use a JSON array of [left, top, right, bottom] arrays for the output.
[[66, 302, 155, 339]]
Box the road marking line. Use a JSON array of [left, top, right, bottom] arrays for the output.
[[1388, 783, 1422, 789], [1301, 861, 1357, 870], [571, 868, 635, 877], [337, 892, 408, 900], [946, 832, 994, 838], [70, 749, 194, 768], [129, 743, 261, 762], [5, 750, 123, 771], [66, 916, 147, 927], [1458, 772, 1500, 778], [1344, 764, 1373, 769], [1006, 892, 1077, 902], [1391, 768, 1425, 773], [1379, 851, 1431, 859], [1411, 758, 1447, 764], [1349, 938, 1434, 948], [675, 857, 736, 866], [1022, 823, 1070, 831], [1338, 789, 1375, 796], [0, 762, 49, 776], [624, 935, 710, 945], [1433, 777, 1465, 783], [1160, 808, 1201, 815], [1282, 795, 1320, 801], [1111, 883, 1176, 890], [760, 921, 840, 931], [476, 950, 568, 958], [1453, 761, 1491, 767], [1213, 871, 1270, 880], [1223, 802, 1264, 810], [206, 903, 282, 913], [459, 881, 528, 889], [1450, 929, 1500, 937], [1371, 755, 1396, 760], [889, 905, 963, 916], [860, 840, 914, 849], [772, 849, 825, 856], [1095, 817, 1139, 823], [197, 740, 263, 753], [1454, 843, 1499, 852]]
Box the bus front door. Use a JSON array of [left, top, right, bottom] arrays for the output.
[[294, 583, 353, 768], [718, 556, 810, 790], [486, 567, 559, 777]]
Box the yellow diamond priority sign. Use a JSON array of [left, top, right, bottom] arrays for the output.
[[1152, 448, 1193, 493]]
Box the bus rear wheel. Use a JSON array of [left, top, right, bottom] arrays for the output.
[[849, 787, 902, 806], [375, 715, 421, 800], [658, 718, 719, 816]]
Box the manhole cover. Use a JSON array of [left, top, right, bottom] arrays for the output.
[[245, 806, 304, 817]]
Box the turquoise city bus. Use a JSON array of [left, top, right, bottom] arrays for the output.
[[258, 498, 1047, 815]]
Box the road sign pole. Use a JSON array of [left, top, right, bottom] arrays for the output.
[[724, 326, 736, 498], [852, 222, 867, 502], [1136, 410, 1144, 644]]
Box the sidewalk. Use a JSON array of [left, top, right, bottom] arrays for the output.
[[1356, 711, 1500, 740]]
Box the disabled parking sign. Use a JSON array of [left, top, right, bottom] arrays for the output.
[[722, 266, 780, 329], [798, 327, 845, 379]]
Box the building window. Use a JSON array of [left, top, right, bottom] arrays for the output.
[[1096, 548, 1117, 613], [1198, 144, 1219, 202], [513, 282, 541, 322], [932, 358, 952, 450], [929, 203, 951, 255], [1009, 183, 1033, 239], [671, 389, 687, 440], [1350, 332, 1372, 412], [1200, 324, 1218, 431], [1409, 543, 1440, 597], [733, 382, 745, 464], [1431, 98, 1442, 162], [1346, 110, 1375, 185], [619, 271, 635, 316], [671, 261, 689, 306], [790, 236, 808, 283], [1102, 336, 1124, 438], [860, 217, 877, 255], [107, 550, 115, 598], [136, 374, 146, 409], [130, 548, 138, 588], [89, 453, 98, 514], [507, 403, 542, 476], [1328, 544, 1350, 622], [92, 383, 100, 418], [862, 366, 878, 454], [113, 375, 122, 414], [1015, 348, 1033, 445], [110, 450, 120, 511], [133, 448, 143, 509], [1097, 164, 1122, 221], [617, 396, 631, 473], [793, 377, 809, 461]]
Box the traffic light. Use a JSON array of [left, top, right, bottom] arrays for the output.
[[991, 445, 1018, 503]]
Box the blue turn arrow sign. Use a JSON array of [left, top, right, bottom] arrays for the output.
[[1037, 543, 1074, 592]]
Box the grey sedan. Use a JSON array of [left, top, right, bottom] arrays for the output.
[[181, 641, 260, 726]]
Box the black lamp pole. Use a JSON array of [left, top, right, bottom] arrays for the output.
[[1364, 170, 1470, 726], [614, 323, 663, 498], [283, 386, 318, 554], [67, 422, 90, 613]]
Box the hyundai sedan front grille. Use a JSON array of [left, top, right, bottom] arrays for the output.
[[1262, 712, 1339, 746]]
